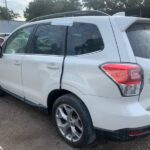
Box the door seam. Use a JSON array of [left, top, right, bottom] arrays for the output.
[[60, 27, 68, 89]]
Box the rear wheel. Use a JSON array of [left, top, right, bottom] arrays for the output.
[[0, 87, 4, 96], [52, 94, 96, 148]]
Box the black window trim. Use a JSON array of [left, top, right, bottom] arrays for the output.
[[3, 24, 36, 54], [27, 22, 67, 56]]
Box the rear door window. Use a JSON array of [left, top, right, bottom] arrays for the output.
[[67, 23, 104, 55], [127, 23, 150, 59]]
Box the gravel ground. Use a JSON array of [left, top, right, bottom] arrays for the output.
[[0, 94, 150, 150]]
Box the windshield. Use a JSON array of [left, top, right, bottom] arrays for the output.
[[127, 23, 150, 59]]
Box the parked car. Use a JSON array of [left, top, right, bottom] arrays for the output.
[[0, 33, 10, 38], [0, 10, 150, 147]]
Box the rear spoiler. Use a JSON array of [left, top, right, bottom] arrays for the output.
[[112, 16, 150, 31]]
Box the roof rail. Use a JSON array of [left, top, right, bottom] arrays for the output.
[[30, 10, 109, 22]]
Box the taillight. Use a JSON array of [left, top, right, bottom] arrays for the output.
[[101, 63, 143, 97]]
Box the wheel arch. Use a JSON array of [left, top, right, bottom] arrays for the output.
[[47, 89, 93, 125], [47, 89, 70, 113], [47, 88, 96, 144]]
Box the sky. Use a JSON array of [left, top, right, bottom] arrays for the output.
[[0, 0, 33, 21]]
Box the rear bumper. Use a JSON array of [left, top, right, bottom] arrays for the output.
[[81, 95, 150, 130], [95, 125, 150, 140]]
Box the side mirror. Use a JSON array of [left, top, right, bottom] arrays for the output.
[[0, 46, 3, 58], [0, 37, 4, 58]]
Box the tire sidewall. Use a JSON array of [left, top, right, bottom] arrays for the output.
[[52, 94, 95, 148]]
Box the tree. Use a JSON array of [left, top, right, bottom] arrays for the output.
[[24, 0, 55, 21], [0, 6, 19, 20], [24, 0, 81, 21], [83, 0, 146, 13], [53, 0, 81, 13], [145, 0, 150, 6]]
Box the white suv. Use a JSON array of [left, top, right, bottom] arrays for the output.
[[0, 11, 150, 147]]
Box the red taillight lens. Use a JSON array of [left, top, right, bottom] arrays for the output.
[[128, 131, 145, 137], [101, 63, 142, 96]]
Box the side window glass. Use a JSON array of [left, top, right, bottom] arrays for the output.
[[5, 26, 34, 54], [67, 23, 104, 55], [127, 24, 150, 59], [30, 24, 66, 55]]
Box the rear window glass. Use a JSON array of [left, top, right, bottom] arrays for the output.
[[127, 23, 150, 59], [67, 23, 104, 55]]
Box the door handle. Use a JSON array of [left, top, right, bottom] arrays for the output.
[[47, 63, 59, 70], [14, 60, 21, 66]]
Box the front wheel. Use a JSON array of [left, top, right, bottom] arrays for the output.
[[52, 94, 96, 148]]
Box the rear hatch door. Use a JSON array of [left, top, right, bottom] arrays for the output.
[[127, 22, 150, 109]]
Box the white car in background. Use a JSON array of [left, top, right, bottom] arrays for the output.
[[0, 33, 10, 38], [0, 11, 150, 147], [0, 33, 10, 46]]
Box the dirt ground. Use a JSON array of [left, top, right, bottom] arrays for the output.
[[0, 94, 150, 150]]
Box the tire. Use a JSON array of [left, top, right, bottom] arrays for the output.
[[52, 94, 96, 148], [0, 87, 4, 96]]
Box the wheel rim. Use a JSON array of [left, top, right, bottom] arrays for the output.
[[55, 104, 83, 142]]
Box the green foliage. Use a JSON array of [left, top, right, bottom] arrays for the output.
[[0, 6, 19, 20], [24, 0, 54, 21], [24, 0, 150, 20], [83, 0, 147, 12], [54, 0, 81, 13], [145, 0, 150, 5], [24, 0, 81, 21]]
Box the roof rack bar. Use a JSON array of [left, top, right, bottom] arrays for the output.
[[30, 10, 109, 22]]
